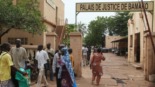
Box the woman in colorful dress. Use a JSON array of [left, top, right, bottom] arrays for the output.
[[57, 47, 77, 87], [90, 48, 105, 86]]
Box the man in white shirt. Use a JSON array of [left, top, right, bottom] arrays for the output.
[[35, 45, 49, 87], [82, 46, 88, 66]]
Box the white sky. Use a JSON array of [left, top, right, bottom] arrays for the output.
[[63, 0, 151, 25]]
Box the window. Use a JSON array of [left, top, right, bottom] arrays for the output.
[[130, 35, 133, 47], [8, 38, 28, 45]]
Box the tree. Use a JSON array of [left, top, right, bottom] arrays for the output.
[[77, 22, 87, 37], [108, 12, 130, 36], [0, 0, 46, 43], [63, 24, 76, 46], [84, 12, 130, 47], [84, 16, 108, 46]]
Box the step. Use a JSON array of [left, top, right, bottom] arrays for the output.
[[131, 63, 142, 69]]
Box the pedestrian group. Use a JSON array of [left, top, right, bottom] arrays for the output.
[[0, 39, 106, 87]]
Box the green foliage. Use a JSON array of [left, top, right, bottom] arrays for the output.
[[63, 24, 76, 46], [107, 12, 130, 36], [84, 12, 130, 46], [84, 16, 107, 46], [0, 0, 46, 37], [77, 22, 87, 36]]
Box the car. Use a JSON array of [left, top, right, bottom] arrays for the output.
[[102, 48, 109, 53]]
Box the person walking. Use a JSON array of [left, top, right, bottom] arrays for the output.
[[82, 46, 88, 66], [35, 45, 49, 87], [53, 44, 65, 87], [90, 48, 105, 86], [45, 43, 54, 81], [60, 47, 77, 87], [10, 39, 29, 87], [0, 42, 27, 87]]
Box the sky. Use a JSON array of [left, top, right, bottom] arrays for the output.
[[63, 0, 151, 25]]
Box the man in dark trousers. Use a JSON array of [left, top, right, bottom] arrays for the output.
[[53, 44, 65, 87]]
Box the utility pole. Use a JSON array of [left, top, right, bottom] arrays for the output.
[[141, 0, 155, 54], [75, 12, 79, 31]]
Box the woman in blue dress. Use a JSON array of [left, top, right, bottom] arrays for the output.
[[58, 47, 77, 87]]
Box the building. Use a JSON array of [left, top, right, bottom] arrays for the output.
[[1, 0, 65, 50], [111, 37, 128, 56], [127, 11, 155, 80], [105, 36, 123, 49]]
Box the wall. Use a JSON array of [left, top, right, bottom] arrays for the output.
[[70, 32, 82, 77], [2, 0, 65, 49], [46, 32, 57, 50], [144, 34, 155, 80], [105, 36, 122, 49], [43, 0, 56, 26], [1, 29, 43, 45], [54, 0, 64, 25], [128, 12, 153, 67]]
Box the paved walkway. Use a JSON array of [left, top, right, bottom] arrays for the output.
[[31, 53, 155, 87]]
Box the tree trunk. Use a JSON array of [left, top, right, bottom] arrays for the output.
[[0, 28, 12, 44]]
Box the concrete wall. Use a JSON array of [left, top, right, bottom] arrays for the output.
[[54, 0, 64, 25], [46, 32, 57, 50], [105, 36, 123, 49], [1, 29, 43, 45], [70, 32, 82, 77], [43, 0, 56, 26], [144, 34, 155, 80], [128, 12, 153, 67]]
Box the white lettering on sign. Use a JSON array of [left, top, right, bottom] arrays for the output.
[[76, 1, 153, 12]]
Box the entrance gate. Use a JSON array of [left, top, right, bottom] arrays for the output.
[[74, 0, 155, 80]]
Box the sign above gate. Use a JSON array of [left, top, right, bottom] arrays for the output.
[[76, 1, 154, 12]]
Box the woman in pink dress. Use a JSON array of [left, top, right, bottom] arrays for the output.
[[90, 48, 105, 86]]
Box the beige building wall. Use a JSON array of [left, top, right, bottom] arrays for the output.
[[2, 0, 64, 51], [46, 32, 57, 50], [1, 29, 44, 45], [54, 0, 64, 25], [143, 33, 155, 80], [43, 0, 56, 25], [70, 32, 82, 77], [128, 12, 153, 67], [105, 36, 122, 49]]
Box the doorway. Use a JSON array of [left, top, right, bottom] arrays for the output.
[[135, 33, 140, 62]]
